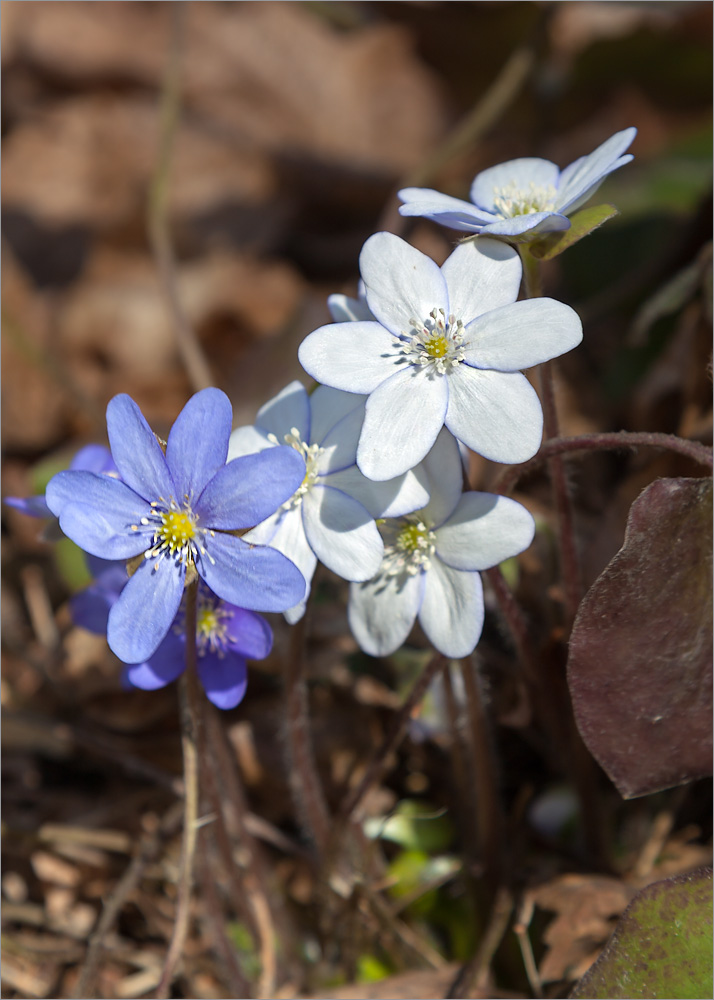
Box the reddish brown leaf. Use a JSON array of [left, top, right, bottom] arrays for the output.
[[568, 477, 713, 798]]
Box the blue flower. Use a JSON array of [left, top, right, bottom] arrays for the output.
[[72, 563, 271, 710], [398, 127, 636, 240], [46, 388, 307, 664], [5, 445, 118, 536]]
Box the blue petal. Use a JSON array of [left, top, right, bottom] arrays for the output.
[[107, 556, 185, 663], [196, 447, 305, 530], [556, 127, 637, 213], [70, 584, 116, 634], [165, 388, 232, 502], [4, 495, 52, 518], [106, 394, 175, 502], [125, 632, 185, 690], [70, 444, 117, 475], [48, 473, 151, 559], [254, 381, 311, 444], [223, 606, 273, 660], [478, 212, 570, 238], [198, 651, 248, 710], [197, 532, 306, 613], [469, 158, 560, 212]]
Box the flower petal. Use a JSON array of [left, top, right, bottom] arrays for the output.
[[419, 559, 484, 658], [302, 485, 383, 582], [469, 158, 560, 212], [107, 557, 185, 663], [478, 212, 570, 238], [196, 447, 305, 529], [260, 508, 317, 624], [254, 381, 311, 443], [435, 493, 535, 571], [440, 238, 521, 322], [327, 291, 374, 322], [462, 298, 582, 372], [556, 127, 637, 213], [325, 464, 429, 519], [5, 495, 52, 518], [166, 388, 232, 500], [360, 232, 448, 336], [227, 424, 273, 461], [445, 366, 543, 464], [298, 321, 400, 394], [310, 385, 366, 448], [223, 607, 273, 660], [197, 531, 306, 613], [348, 572, 423, 657], [48, 473, 150, 559], [316, 402, 365, 474], [125, 632, 185, 690], [398, 188, 497, 232], [106, 394, 175, 501], [417, 427, 464, 528], [357, 367, 448, 481], [198, 652, 248, 710], [70, 444, 117, 475]]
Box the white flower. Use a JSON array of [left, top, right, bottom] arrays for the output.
[[348, 430, 535, 658], [228, 381, 429, 623], [298, 233, 582, 481], [398, 127, 636, 239]]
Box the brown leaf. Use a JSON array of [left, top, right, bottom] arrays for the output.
[[568, 477, 713, 798]]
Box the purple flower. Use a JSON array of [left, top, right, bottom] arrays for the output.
[[398, 128, 636, 240], [72, 564, 270, 710], [5, 445, 118, 535], [46, 389, 306, 664]]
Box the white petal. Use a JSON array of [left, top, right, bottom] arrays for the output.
[[441, 238, 521, 322], [360, 232, 448, 337], [556, 127, 637, 213], [324, 464, 429, 519], [227, 424, 273, 461], [419, 559, 484, 658], [255, 380, 310, 442], [470, 158, 560, 212], [416, 427, 464, 528], [298, 321, 401, 394], [257, 508, 316, 622], [302, 485, 383, 582], [462, 298, 582, 372], [242, 509, 280, 545], [357, 367, 448, 481], [310, 385, 366, 446], [316, 402, 365, 475], [446, 366, 543, 464], [327, 292, 374, 323], [348, 572, 423, 657], [435, 493, 535, 571]]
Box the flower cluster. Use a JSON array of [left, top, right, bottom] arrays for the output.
[[8, 128, 635, 705]]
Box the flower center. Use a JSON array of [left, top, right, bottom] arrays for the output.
[[134, 497, 214, 571], [492, 181, 557, 218], [380, 517, 436, 578], [268, 428, 324, 509], [399, 308, 465, 375], [195, 595, 234, 656]]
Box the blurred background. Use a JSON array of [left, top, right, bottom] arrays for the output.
[[2, 3, 712, 999]]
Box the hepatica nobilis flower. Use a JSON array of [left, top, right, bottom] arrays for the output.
[[72, 561, 272, 710], [228, 380, 429, 623], [45, 389, 307, 664], [298, 234, 582, 481], [398, 127, 636, 239], [348, 430, 535, 658]]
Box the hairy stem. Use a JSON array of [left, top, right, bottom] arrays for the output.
[[156, 580, 202, 999], [494, 430, 714, 495], [339, 651, 446, 823], [148, 3, 213, 393], [285, 604, 331, 855]]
